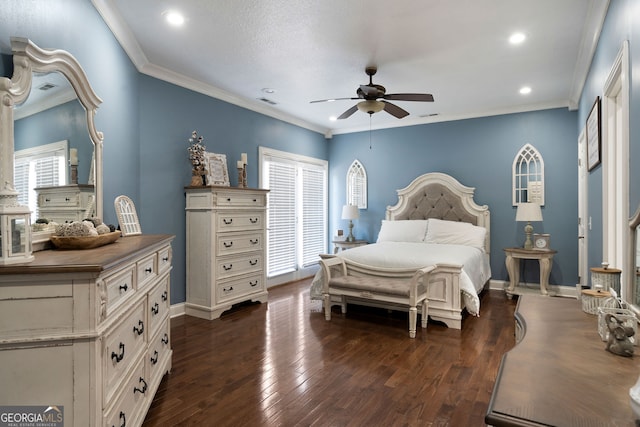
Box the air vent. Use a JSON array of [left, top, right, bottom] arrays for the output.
[[420, 113, 439, 118], [38, 83, 56, 91], [258, 97, 277, 105]]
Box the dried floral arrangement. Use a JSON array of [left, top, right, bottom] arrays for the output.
[[187, 130, 207, 186]]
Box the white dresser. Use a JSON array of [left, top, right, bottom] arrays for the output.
[[0, 234, 174, 427], [35, 184, 95, 222], [185, 186, 269, 320]]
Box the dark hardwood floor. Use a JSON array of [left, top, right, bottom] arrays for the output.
[[143, 279, 517, 427]]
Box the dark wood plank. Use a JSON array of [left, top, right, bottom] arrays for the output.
[[143, 279, 517, 426]]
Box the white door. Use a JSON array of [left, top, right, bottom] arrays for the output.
[[578, 128, 588, 290]]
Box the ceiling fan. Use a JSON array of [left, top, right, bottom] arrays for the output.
[[310, 66, 434, 120]]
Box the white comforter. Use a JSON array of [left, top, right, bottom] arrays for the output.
[[310, 242, 491, 316]]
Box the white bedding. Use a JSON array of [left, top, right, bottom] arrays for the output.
[[310, 241, 491, 316]]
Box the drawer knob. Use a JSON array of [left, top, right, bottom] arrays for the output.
[[111, 342, 125, 363], [250, 280, 258, 287], [133, 377, 147, 395], [249, 238, 259, 245], [223, 286, 234, 292], [253, 198, 257, 202], [223, 263, 233, 271], [249, 259, 258, 266], [151, 302, 159, 315], [150, 350, 159, 365], [145, 267, 153, 273], [162, 291, 168, 301], [45, 198, 51, 202], [223, 218, 233, 225], [250, 217, 258, 224], [223, 241, 233, 248], [133, 320, 144, 336], [65, 197, 70, 202], [112, 411, 125, 427], [162, 256, 169, 262], [162, 334, 169, 345], [119, 283, 128, 292], [227, 198, 231, 202]]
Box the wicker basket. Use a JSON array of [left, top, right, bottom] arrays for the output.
[[581, 289, 612, 314], [590, 267, 622, 294], [597, 300, 638, 346]]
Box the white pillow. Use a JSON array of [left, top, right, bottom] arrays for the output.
[[424, 218, 486, 251], [376, 220, 429, 243]]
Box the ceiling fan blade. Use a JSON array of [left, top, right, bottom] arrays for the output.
[[382, 101, 409, 119], [310, 97, 359, 104], [383, 93, 434, 102], [337, 105, 359, 120]]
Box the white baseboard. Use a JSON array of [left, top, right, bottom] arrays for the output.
[[170, 302, 186, 318], [489, 279, 578, 298]]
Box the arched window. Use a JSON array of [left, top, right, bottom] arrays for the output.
[[512, 144, 544, 206], [346, 159, 367, 209]]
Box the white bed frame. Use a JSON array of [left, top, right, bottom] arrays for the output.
[[336, 172, 490, 329]]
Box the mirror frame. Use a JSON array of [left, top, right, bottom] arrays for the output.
[[0, 37, 103, 223]]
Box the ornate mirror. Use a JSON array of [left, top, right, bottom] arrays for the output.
[[0, 38, 103, 252], [629, 205, 640, 307]]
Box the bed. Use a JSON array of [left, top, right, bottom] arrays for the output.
[[310, 172, 491, 329]]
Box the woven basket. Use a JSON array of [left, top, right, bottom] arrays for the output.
[[581, 289, 612, 315], [597, 297, 638, 345]]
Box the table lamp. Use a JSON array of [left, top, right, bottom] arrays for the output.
[[342, 204, 359, 242], [516, 202, 542, 249]]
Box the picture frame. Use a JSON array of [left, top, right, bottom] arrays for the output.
[[114, 195, 142, 236], [586, 96, 601, 171], [205, 152, 230, 186]]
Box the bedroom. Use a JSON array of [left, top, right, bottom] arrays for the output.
[[1, 0, 640, 425]]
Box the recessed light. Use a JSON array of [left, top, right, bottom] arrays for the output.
[[329, 116, 337, 121], [163, 10, 185, 26], [509, 32, 526, 45], [519, 86, 532, 95], [262, 88, 276, 94]]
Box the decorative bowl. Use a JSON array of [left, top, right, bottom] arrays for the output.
[[50, 231, 121, 250]]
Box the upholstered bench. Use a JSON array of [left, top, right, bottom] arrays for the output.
[[320, 256, 435, 338]]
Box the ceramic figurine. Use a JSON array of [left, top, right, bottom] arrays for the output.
[[605, 313, 635, 357]]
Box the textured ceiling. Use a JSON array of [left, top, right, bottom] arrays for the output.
[[92, 0, 609, 136]]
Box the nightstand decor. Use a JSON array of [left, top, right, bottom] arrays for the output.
[[515, 202, 542, 249], [342, 204, 359, 242]]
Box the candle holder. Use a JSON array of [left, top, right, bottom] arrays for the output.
[[242, 165, 247, 188], [70, 164, 78, 184], [237, 167, 244, 188]]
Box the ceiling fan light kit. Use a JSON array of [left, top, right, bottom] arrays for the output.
[[312, 66, 434, 120]]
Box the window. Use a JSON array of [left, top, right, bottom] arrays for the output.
[[346, 159, 367, 209], [259, 147, 328, 279], [512, 143, 544, 206], [14, 140, 68, 221]]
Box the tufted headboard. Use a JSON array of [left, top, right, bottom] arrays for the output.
[[386, 172, 491, 252]]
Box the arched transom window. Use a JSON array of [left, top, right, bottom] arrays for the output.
[[512, 144, 544, 206], [346, 159, 367, 209]]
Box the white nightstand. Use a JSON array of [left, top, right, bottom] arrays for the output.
[[332, 240, 368, 254]]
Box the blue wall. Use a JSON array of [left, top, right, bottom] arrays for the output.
[[329, 108, 578, 286], [577, 0, 640, 273]]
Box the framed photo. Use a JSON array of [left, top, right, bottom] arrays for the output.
[[205, 152, 230, 186], [586, 96, 601, 171], [114, 195, 142, 236]]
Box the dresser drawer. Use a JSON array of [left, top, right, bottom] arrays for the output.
[[217, 212, 264, 232], [104, 265, 136, 316], [148, 275, 170, 338], [216, 251, 262, 279], [215, 191, 266, 207], [217, 273, 263, 303], [147, 321, 171, 389], [216, 231, 263, 256], [104, 301, 147, 404], [137, 252, 158, 289], [104, 357, 148, 427], [158, 245, 172, 275], [37, 191, 82, 208]]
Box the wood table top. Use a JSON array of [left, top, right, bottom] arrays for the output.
[[486, 295, 640, 426]]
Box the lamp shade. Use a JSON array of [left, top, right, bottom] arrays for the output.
[[357, 100, 385, 115], [515, 203, 542, 222], [341, 204, 359, 220]]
